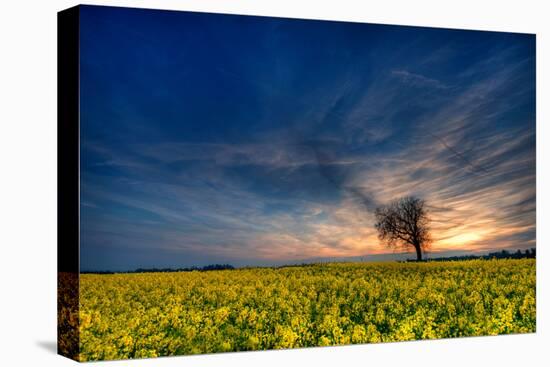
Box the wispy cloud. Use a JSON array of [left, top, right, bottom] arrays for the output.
[[79, 13, 535, 270], [391, 69, 449, 89]]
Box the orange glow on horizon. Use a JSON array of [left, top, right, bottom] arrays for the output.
[[437, 232, 482, 248]]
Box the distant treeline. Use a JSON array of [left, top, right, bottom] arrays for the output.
[[421, 248, 536, 262], [82, 249, 536, 273], [81, 264, 235, 274]]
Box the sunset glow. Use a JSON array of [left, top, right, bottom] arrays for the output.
[[79, 7, 535, 271]]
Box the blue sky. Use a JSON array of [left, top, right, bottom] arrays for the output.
[[79, 6, 535, 271]]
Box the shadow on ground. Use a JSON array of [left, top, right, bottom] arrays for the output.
[[36, 340, 57, 354]]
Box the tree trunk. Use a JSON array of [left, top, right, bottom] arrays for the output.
[[414, 244, 422, 261]]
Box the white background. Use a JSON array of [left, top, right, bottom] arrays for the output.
[[0, 0, 548, 365]]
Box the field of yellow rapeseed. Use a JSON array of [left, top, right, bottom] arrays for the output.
[[77, 259, 535, 361]]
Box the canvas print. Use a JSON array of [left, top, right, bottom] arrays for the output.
[[57, 5, 536, 362]]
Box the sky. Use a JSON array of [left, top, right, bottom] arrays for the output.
[[79, 6, 536, 271]]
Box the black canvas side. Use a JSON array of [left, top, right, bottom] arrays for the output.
[[57, 5, 80, 362]]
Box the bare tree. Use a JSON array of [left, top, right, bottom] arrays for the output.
[[374, 196, 431, 261]]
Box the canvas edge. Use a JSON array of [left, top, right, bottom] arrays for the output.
[[57, 5, 81, 362]]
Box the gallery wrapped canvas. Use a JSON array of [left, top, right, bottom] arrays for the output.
[[58, 5, 536, 362]]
